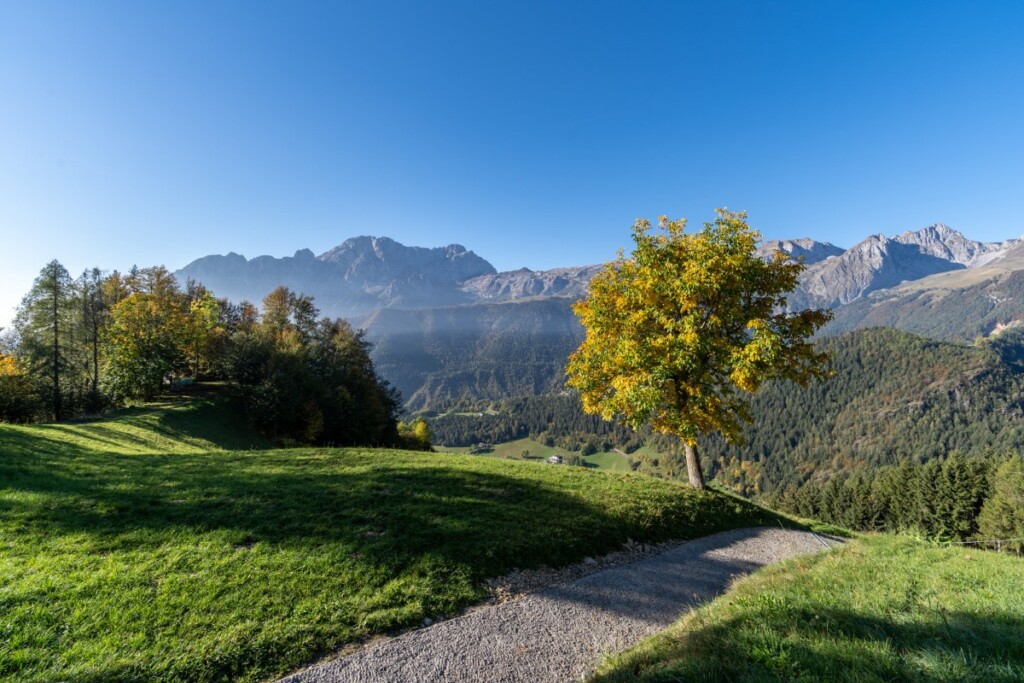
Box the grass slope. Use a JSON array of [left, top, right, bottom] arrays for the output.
[[442, 436, 635, 472], [0, 392, 784, 683], [594, 534, 1024, 682]]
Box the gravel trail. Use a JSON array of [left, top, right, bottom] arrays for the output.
[[280, 527, 840, 683]]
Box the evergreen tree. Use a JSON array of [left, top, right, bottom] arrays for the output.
[[977, 455, 1024, 552], [15, 260, 73, 420], [74, 268, 110, 411]]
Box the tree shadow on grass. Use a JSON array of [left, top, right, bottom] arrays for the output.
[[593, 605, 1024, 682], [0, 444, 799, 683], [0, 448, 786, 577]]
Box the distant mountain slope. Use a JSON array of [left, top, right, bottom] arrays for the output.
[[824, 250, 1024, 342], [460, 265, 602, 302], [360, 298, 584, 411], [786, 226, 1020, 309], [894, 223, 1015, 266], [756, 238, 844, 265], [703, 327, 1024, 494], [177, 225, 1019, 321]]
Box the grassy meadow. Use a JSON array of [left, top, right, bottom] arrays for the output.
[[0, 390, 783, 682], [593, 534, 1024, 683], [440, 436, 636, 472]]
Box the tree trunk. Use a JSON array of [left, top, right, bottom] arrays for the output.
[[92, 317, 99, 396], [52, 284, 61, 422], [684, 442, 705, 489]]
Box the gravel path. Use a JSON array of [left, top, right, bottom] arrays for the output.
[[280, 527, 840, 683]]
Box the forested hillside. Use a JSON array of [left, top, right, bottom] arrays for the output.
[[363, 298, 584, 410], [705, 327, 1024, 494], [430, 328, 1024, 497]]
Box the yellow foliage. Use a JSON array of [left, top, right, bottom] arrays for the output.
[[0, 355, 19, 377], [566, 210, 833, 485]]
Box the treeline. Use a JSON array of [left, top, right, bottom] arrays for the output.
[[773, 453, 1024, 549], [1, 261, 222, 420], [1, 260, 426, 449]]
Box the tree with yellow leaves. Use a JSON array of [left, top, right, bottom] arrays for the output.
[[566, 210, 833, 489]]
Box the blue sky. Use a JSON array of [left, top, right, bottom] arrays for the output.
[[2, 1, 1024, 327]]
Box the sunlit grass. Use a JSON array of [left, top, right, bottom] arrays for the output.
[[441, 436, 635, 471], [593, 534, 1024, 682], [0, 391, 784, 682]]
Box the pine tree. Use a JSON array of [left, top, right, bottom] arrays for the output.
[[15, 261, 73, 421], [75, 268, 110, 411], [977, 455, 1024, 552]]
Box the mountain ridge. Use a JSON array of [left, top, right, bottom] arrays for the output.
[[175, 223, 1021, 318], [174, 224, 1024, 409]]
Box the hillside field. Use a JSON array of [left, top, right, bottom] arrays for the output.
[[595, 534, 1024, 682], [0, 391, 781, 682], [440, 436, 635, 472]]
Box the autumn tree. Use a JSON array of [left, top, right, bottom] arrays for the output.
[[103, 286, 187, 400], [566, 210, 832, 489], [183, 285, 224, 378], [399, 417, 433, 451], [0, 353, 38, 422]]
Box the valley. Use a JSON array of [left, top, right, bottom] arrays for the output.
[[7, 223, 1024, 682], [8, 6, 1024, 681]]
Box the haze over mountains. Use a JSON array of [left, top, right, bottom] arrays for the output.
[[176, 224, 1021, 317], [176, 224, 1024, 408]]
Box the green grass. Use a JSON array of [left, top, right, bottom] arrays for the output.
[[441, 437, 635, 472], [0, 391, 785, 682], [593, 534, 1024, 682], [582, 450, 634, 472]]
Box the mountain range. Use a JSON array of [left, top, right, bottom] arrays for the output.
[[175, 224, 1024, 409]]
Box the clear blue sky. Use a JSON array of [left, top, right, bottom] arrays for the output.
[[3, 1, 1024, 327]]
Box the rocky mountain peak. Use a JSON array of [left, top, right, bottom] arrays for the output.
[[894, 224, 1017, 267], [316, 235, 495, 283], [757, 238, 844, 265]]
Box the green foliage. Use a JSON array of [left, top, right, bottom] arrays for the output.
[[707, 327, 1024, 496], [432, 327, 1024, 518], [4, 266, 398, 450], [779, 453, 994, 541], [227, 287, 401, 446], [429, 395, 633, 449], [104, 291, 187, 400], [14, 260, 73, 420], [594, 534, 1024, 683], [977, 455, 1024, 552], [0, 392, 782, 682], [0, 354, 40, 422], [567, 210, 831, 487], [398, 417, 433, 451]]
